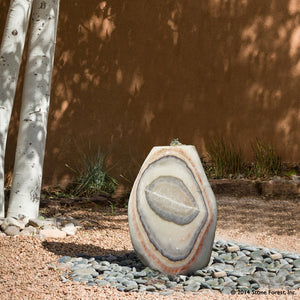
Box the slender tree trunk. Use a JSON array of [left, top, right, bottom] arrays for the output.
[[0, 0, 33, 217], [7, 0, 60, 219]]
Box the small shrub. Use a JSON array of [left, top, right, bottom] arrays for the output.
[[207, 138, 242, 178], [200, 156, 215, 179], [67, 148, 118, 197], [251, 139, 282, 177], [284, 169, 296, 178]]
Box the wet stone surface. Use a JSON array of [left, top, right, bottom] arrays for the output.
[[57, 240, 300, 295]]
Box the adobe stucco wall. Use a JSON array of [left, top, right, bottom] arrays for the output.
[[1, 0, 299, 186]]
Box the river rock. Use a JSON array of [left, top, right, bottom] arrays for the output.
[[128, 145, 217, 274], [20, 226, 37, 236], [4, 225, 20, 236], [213, 271, 227, 278], [270, 253, 282, 260], [227, 245, 240, 253], [1, 217, 26, 231], [62, 223, 77, 235]]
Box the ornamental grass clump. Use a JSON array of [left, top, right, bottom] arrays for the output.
[[252, 139, 282, 177], [67, 148, 118, 197], [207, 138, 242, 178]]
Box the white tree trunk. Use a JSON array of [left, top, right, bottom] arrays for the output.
[[0, 0, 33, 217], [7, 0, 60, 219]]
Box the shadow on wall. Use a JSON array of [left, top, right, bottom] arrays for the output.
[[1, 0, 300, 186]]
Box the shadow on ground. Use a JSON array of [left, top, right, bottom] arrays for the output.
[[42, 241, 130, 257]]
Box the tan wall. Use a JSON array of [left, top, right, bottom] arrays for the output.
[[1, 0, 299, 186]]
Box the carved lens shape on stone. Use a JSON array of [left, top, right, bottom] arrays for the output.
[[145, 176, 199, 225], [136, 156, 208, 261]]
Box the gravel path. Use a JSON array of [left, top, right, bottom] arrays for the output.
[[0, 196, 299, 299]]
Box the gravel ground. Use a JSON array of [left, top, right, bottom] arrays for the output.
[[0, 195, 299, 299]]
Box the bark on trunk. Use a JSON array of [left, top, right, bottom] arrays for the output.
[[7, 0, 60, 218], [0, 0, 33, 217]]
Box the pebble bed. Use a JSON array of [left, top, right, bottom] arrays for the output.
[[57, 240, 300, 296]]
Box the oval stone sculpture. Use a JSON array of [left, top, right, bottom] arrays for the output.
[[128, 145, 217, 275]]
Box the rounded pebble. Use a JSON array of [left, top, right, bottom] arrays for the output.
[[56, 240, 299, 295]]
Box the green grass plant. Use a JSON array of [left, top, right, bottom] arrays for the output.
[[207, 138, 242, 178], [251, 139, 282, 177], [284, 169, 296, 178], [67, 147, 118, 197]]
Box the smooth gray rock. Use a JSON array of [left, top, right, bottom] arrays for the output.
[[293, 259, 300, 268], [58, 256, 71, 264], [287, 274, 300, 284], [104, 276, 118, 283], [4, 225, 20, 236], [282, 253, 299, 260], [57, 239, 300, 294], [234, 261, 247, 270], [213, 271, 227, 278], [135, 278, 147, 284], [116, 285, 126, 291], [213, 257, 225, 263], [145, 285, 156, 292], [292, 283, 300, 290], [153, 283, 166, 290], [221, 287, 233, 294], [201, 282, 212, 289], [72, 275, 91, 282], [220, 264, 234, 272], [223, 277, 233, 284], [1, 217, 26, 231], [73, 268, 98, 277], [228, 271, 244, 277], [206, 279, 219, 286], [115, 277, 126, 284], [95, 266, 110, 272], [237, 280, 251, 287], [194, 270, 206, 276], [189, 276, 205, 283], [132, 271, 147, 277], [239, 245, 257, 252], [277, 269, 290, 277], [20, 226, 37, 236], [219, 253, 232, 261], [125, 273, 134, 280], [184, 281, 200, 292], [123, 280, 138, 291], [61, 223, 77, 236], [96, 279, 109, 286], [166, 281, 177, 288]]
